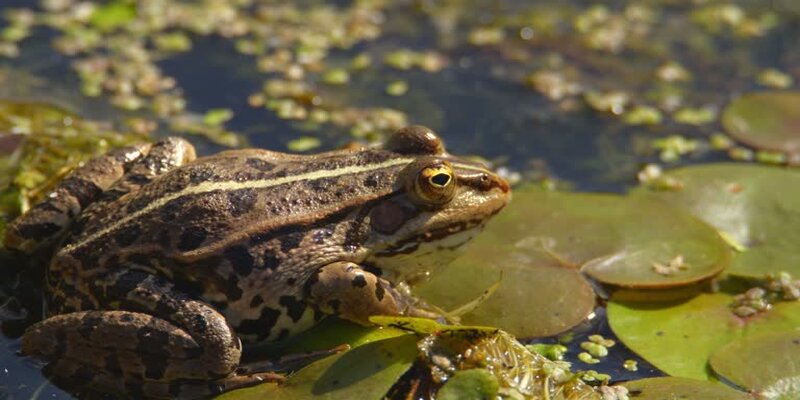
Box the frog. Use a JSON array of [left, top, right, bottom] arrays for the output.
[[4, 125, 510, 399]]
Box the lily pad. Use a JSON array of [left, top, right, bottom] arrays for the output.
[[415, 188, 728, 337], [633, 163, 800, 278], [710, 331, 800, 398], [608, 292, 800, 380], [722, 91, 800, 155], [369, 315, 498, 335], [248, 317, 407, 360], [220, 334, 418, 400], [621, 377, 752, 399], [437, 369, 499, 400]]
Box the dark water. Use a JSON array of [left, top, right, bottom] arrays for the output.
[[0, 0, 798, 398]]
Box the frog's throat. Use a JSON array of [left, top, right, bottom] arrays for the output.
[[365, 225, 483, 283]]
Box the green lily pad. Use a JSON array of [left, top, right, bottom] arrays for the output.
[[416, 188, 728, 337], [608, 292, 800, 380], [621, 377, 752, 399], [633, 163, 800, 278], [722, 91, 800, 155], [369, 316, 497, 335], [710, 331, 800, 398], [437, 369, 499, 400], [220, 334, 418, 400], [248, 317, 407, 360]]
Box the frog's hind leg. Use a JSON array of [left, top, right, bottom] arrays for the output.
[[23, 310, 282, 399], [3, 137, 195, 254], [4, 143, 150, 253], [23, 269, 276, 398], [101, 136, 196, 202]]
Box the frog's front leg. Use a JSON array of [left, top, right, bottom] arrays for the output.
[[23, 270, 280, 398], [306, 261, 440, 325]]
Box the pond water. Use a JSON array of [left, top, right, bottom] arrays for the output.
[[0, 0, 798, 398]]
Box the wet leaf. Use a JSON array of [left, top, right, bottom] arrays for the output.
[[621, 377, 752, 399], [722, 91, 800, 155], [89, 1, 137, 32], [416, 187, 729, 338], [248, 317, 408, 359], [437, 369, 499, 400], [220, 335, 418, 400], [633, 163, 800, 278], [369, 316, 499, 336], [608, 293, 800, 380], [202, 109, 234, 126], [710, 331, 800, 397], [287, 137, 322, 152], [415, 240, 595, 338]]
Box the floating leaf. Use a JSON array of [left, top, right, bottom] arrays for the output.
[[287, 137, 322, 152], [710, 331, 800, 397], [220, 335, 417, 400], [608, 292, 800, 379], [620, 377, 751, 399], [633, 163, 800, 278], [722, 91, 800, 155], [369, 316, 499, 336], [417, 188, 729, 338], [437, 369, 499, 400], [248, 317, 407, 359], [202, 108, 234, 126], [418, 258, 595, 338], [89, 1, 137, 32]]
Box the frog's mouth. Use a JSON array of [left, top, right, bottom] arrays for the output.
[[370, 217, 491, 257]]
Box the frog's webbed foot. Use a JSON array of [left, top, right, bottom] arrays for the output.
[[22, 269, 248, 398], [306, 261, 441, 325], [3, 137, 195, 254]]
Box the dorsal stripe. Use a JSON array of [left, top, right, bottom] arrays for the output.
[[62, 156, 490, 253]]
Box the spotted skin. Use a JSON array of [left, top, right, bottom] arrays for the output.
[[6, 126, 510, 398]]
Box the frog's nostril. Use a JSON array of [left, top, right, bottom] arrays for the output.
[[496, 176, 510, 193], [476, 173, 509, 193]]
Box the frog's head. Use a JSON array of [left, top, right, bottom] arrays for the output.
[[363, 126, 510, 284]]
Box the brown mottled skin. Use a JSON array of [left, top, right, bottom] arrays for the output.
[[5, 126, 510, 398]]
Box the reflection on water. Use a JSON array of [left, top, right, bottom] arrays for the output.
[[0, 0, 798, 398]]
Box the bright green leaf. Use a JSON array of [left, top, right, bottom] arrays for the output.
[[220, 335, 418, 400]]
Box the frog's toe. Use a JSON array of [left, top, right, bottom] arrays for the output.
[[212, 371, 286, 393]]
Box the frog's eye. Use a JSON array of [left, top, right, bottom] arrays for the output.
[[412, 162, 456, 205]]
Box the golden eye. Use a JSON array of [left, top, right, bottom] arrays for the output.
[[413, 162, 456, 205]]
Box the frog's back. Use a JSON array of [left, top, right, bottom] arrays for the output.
[[56, 148, 406, 270]]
